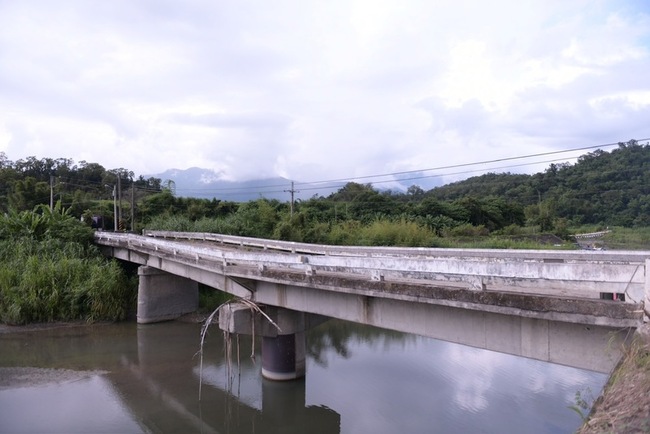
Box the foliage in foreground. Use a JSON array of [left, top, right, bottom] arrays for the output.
[[0, 205, 135, 324]]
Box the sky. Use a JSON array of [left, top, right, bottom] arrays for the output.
[[1, 0, 649, 188]]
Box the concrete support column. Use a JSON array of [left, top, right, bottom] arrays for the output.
[[262, 331, 306, 381], [137, 266, 198, 324], [219, 303, 327, 381]]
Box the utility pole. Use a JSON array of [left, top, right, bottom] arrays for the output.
[[130, 182, 135, 232], [117, 176, 122, 228], [284, 181, 299, 218], [113, 185, 118, 231], [49, 176, 54, 211]]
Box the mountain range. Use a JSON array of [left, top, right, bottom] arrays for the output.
[[148, 167, 341, 202]]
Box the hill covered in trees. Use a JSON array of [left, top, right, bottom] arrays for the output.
[[427, 140, 649, 228]]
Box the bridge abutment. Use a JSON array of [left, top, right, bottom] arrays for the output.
[[137, 266, 199, 324]]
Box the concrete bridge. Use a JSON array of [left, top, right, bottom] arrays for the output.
[[95, 230, 650, 378]]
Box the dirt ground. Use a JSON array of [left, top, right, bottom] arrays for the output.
[[578, 326, 650, 433], [0, 367, 108, 390]]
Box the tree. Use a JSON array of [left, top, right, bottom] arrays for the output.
[[8, 177, 49, 211], [406, 185, 425, 201]]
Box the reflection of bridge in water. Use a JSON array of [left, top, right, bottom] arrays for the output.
[[96, 230, 649, 377], [111, 323, 340, 433]]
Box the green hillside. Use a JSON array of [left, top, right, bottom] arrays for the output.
[[427, 140, 650, 227]]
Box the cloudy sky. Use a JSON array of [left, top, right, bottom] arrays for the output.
[[1, 0, 649, 187]]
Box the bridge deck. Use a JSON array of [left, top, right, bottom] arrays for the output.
[[95, 231, 649, 328]]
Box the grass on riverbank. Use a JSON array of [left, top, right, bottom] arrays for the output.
[[0, 205, 137, 325], [0, 238, 136, 324], [578, 333, 650, 433]]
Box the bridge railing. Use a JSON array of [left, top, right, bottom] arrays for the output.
[[142, 230, 648, 262], [96, 231, 650, 312]]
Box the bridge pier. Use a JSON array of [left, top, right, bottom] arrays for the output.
[[219, 303, 327, 380], [261, 332, 306, 381], [137, 266, 198, 324]]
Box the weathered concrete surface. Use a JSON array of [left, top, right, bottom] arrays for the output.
[[137, 266, 198, 324], [95, 232, 648, 372], [250, 280, 632, 373], [257, 267, 643, 327], [97, 232, 650, 305], [103, 240, 644, 328]]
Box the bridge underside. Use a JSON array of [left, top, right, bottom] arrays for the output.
[[225, 280, 628, 374]]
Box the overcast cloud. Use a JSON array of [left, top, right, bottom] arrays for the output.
[[0, 0, 648, 186]]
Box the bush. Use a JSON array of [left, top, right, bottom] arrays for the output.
[[357, 219, 438, 247], [0, 205, 135, 324], [444, 223, 489, 238], [0, 239, 134, 324]]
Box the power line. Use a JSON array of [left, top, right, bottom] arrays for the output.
[[294, 139, 648, 187], [6, 138, 649, 200], [171, 138, 649, 195]]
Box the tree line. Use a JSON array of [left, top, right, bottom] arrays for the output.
[[1, 140, 648, 245], [2, 140, 648, 324]]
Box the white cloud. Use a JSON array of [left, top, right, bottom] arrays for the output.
[[0, 0, 648, 184]]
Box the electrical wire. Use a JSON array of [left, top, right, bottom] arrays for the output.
[[171, 138, 649, 195]]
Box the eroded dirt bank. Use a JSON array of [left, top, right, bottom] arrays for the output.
[[578, 326, 650, 433]]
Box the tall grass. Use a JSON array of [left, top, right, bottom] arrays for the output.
[[0, 239, 134, 324], [602, 227, 650, 250], [0, 205, 136, 325], [146, 214, 244, 235], [355, 219, 439, 247]]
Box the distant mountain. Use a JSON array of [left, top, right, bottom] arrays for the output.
[[147, 167, 442, 202], [147, 167, 340, 202]]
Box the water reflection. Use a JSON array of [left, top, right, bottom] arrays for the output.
[[0, 320, 607, 433]]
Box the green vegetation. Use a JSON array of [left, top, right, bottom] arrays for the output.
[[135, 141, 649, 247], [430, 140, 650, 228], [602, 227, 650, 250], [3, 141, 648, 244], [0, 154, 164, 230], [0, 204, 135, 325], [198, 285, 232, 313], [1, 141, 649, 325]]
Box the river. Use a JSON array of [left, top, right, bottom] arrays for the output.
[[0, 319, 607, 433]]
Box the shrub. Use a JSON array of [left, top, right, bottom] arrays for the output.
[[357, 219, 438, 247], [0, 205, 135, 324]]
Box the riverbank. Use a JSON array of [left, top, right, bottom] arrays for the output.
[[578, 325, 650, 433]]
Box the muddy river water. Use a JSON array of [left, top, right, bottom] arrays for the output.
[[0, 319, 607, 433]]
